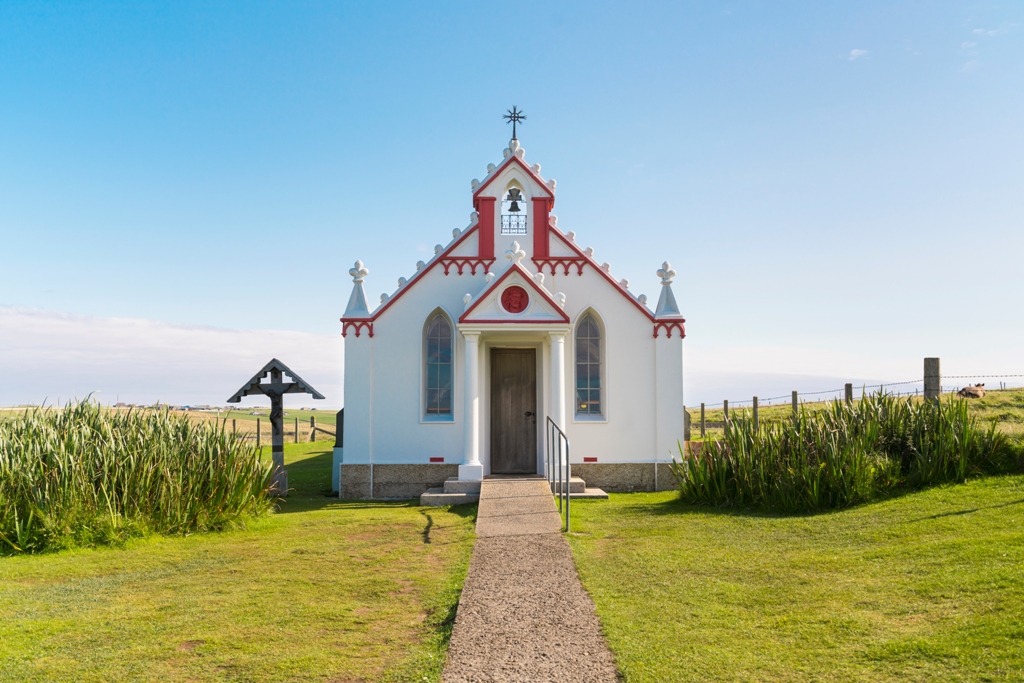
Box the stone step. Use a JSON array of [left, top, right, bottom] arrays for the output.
[[442, 477, 482, 494], [570, 488, 609, 499], [420, 487, 480, 507], [549, 476, 586, 494]]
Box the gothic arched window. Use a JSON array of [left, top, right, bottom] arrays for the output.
[[425, 312, 454, 418], [575, 312, 603, 416]]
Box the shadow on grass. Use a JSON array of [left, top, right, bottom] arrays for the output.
[[908, 497, 1024, 522], [603, 483, 955, 521]]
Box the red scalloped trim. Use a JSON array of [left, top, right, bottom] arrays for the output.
[[440, 257, 495, 275], [342, 321, 374, 338], [532, 257, 587, 276], [653, 321, 685, 339]]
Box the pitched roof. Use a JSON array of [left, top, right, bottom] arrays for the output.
[[472, 153, 554, 204], [459, 261, 570, 324]]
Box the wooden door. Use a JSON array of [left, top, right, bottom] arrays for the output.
[[490, 349, 537, 474]]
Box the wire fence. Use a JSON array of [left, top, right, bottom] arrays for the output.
[[695, 373, 1024, 410]]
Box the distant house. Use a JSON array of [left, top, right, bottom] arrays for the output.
[[336, 133, 686, 499]]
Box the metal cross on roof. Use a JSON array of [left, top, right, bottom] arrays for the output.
[[503, 106, 526, 139]]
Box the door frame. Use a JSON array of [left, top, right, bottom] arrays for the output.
[[481, 339, 546, 477]]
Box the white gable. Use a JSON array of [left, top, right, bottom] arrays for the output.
[[461, 264, 568, 324]]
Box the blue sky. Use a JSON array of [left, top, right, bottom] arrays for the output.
[[1, 1, 1022, 407]]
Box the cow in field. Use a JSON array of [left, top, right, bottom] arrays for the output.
[[957, 384, 986, 399]]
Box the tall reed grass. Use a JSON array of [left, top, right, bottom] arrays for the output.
[[0, 401, 273, 553], [671, 393, 1014, 512]]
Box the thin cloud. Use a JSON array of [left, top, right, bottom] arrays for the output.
[[848, 49, 868, 61], [0, 306, 343, 408], [961, 41, 977, 50]]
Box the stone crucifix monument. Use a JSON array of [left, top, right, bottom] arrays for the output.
[[228, 358, 325, 495]]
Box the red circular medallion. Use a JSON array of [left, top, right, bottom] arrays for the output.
[[500, 286, 530, 314]]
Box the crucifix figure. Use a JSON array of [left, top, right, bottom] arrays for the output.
[[503, 106, 526, 139], [228, 358, 325, 496]]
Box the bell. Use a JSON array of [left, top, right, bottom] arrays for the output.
[[508, 200, 521, 212]]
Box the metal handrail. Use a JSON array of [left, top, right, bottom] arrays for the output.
[[545, 416, 570, 532]]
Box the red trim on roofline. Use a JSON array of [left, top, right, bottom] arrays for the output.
[[342, 321, 373, 338], [532, 257, 587, 276], [547, 228, 663, 323], [472, 154, 554, 206], [653, 321, 686, 339], [459, 262, 570, 324], [340, 223, 483, 326], [440, 257, 495, 275]]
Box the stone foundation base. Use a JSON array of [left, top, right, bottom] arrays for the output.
[[340, 464, 459, 500], [570, 462, 677, 493]]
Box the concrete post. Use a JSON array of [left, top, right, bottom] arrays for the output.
[[459, 332, 483, 480], [924, 357, 941, 402], [700, 403, 706, 438], [845, 383, 853, 404], [792, 391, 798, 416], [753, 396, 759, 430]]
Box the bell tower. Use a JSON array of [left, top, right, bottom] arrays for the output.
[[470, 109, 555, 265]]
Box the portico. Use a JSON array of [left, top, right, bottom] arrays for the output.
[[457, 325, 569, 481]]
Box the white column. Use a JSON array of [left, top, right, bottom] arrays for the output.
[[550, 331, 567, 432], [459, 331, 483, 480]]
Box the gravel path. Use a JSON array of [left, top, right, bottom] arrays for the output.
[[442, 478, 620, 683]]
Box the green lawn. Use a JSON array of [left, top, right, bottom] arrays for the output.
[[0, 444, 476, 683], [568, 476, 1024, 683]]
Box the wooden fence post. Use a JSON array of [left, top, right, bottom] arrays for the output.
[[232, 418, 236, 435], [753, 396, 759, 430], [700, 403, 706, 438], [723, 400, 729, 428], [845, 383, 853, 404], [924, 357, 941, 402], [792, 391, 798, 416], [256, 418, 261, 447], [294, 417, 299, 444], [311, 416, 316, 443]]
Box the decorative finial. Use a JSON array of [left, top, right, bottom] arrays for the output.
[[349, 260, 369, 283], [485, 271, 496, 284], [503, 105, 526, 139], [638, 294, 648, 306], [657, 261, 676, 285], [463, 293, 472, 311], [505, 241, 526, 264], [534, 272, 545, 286], [380, 293, 390, 304], [619, 278, 629, 289], [554, 292, 566, 308], [434, 244, 444, 255], [416, 260, 425, 271]]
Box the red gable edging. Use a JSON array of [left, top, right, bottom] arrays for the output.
[[543, 227, 666, 324], [459, 262, 570, 324], [340, 223, 487, 328], [472, 154, 554, 207]]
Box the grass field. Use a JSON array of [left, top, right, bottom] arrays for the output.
[[568, 477, 1024, 682], [690, 388, 1024, 441], [0, 443, 476, 683]]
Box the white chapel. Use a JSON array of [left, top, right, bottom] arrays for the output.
[[335, 126, 686, 500]]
